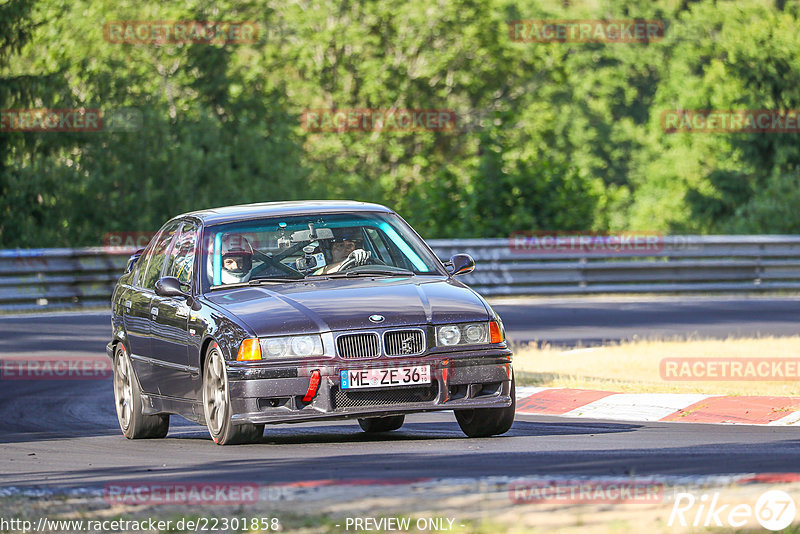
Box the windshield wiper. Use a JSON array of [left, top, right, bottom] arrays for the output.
[[327, 269, 415, 278], [248, 277, 305, 284], [209, 277, 304, 290]]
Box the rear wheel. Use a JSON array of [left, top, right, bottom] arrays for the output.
[[202, 343, 264, 445], [358, 415, 405, 432], [454, 376, 515, 438], [113, 343, 169, 439]]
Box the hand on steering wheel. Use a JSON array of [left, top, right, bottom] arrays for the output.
[[339, 249, 371, 271]]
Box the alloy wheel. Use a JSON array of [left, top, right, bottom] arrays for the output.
[[113, 346, 133, 431], [203, 347, 228, 435]]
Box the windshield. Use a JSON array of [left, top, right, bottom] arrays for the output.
[[201, 211, 442, 290]]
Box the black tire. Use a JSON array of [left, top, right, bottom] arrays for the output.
[[113, 343, 169, 439], [358, 415, 405, 432], [454, 376, 515, 438], [202, 343, 264, 445]]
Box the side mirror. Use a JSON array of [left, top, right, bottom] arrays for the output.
[[156, 276, 191, 298], [447, 253, 475, 276], [155, 277, 201, 310], [155, 276, 187, 297]]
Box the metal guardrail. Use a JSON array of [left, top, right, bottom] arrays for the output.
[[429, 235, 800, 296], [1, 236, 800, 311], [0, 248, 127, 312]]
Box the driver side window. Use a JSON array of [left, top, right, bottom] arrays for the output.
[[131, 245, 152, 287], [141, 222, 180, 290], [164, 222, 198, 286]]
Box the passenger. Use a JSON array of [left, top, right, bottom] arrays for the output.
[[209, 234, 254, 284]]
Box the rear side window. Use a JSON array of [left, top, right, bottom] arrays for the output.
[[164, 222, 198, 286], [141, 222, 180, 290]]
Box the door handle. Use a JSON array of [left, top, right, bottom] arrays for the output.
[[150, 307, 159, 316]]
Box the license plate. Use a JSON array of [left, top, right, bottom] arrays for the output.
[[340, 365, 431, 389]]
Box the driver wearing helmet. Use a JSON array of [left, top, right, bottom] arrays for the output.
[[314, 228, 371, 274], [209, 234, 254, 284]]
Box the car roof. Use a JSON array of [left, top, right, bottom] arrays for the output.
[[176, 200, 395, 226]]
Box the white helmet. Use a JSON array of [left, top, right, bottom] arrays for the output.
[[208, 234, 253, 284]]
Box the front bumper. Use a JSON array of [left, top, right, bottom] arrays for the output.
[[226, 351, 513, 425]]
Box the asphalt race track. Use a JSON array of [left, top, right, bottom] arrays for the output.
[[1, 295, 799, 491]]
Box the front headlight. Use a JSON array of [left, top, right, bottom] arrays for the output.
[[435, 322, 492, 346], [259, 334, 324, 358]]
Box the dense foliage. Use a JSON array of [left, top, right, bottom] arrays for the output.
[[1, 0, 798, 247]]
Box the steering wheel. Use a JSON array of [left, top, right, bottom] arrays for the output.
[[338, 251, 386, 272]]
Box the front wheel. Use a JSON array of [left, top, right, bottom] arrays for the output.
[[358, 415, 405, 432], [113, 343, 169, 439], [202, 343, 264, 445], [454, 376, 515, 438]]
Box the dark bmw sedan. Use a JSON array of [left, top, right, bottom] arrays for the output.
[[107, 201, 514, 445]]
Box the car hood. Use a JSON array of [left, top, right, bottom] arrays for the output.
[[203, 276, 490, 335]]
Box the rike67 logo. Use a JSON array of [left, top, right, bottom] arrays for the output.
[[669, 489, 797, 531]]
